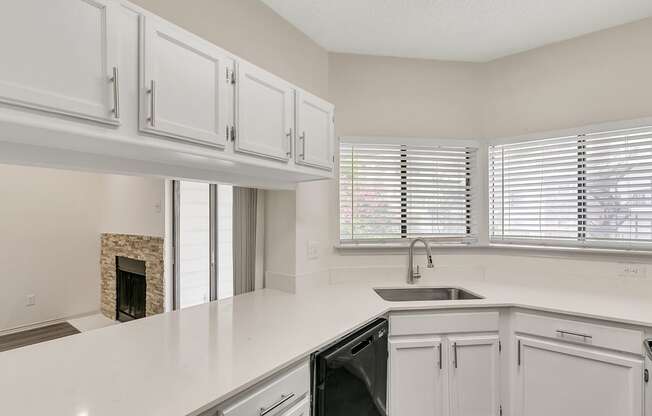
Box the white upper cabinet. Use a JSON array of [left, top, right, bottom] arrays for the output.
[[295, 90, 335, 170], [234, 61, 294, 162], [0, 0, 120, 124], [448, 335, 501, 416], [140, 16, 232, 147]]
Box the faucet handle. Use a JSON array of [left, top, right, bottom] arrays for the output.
[[413, 265, 421, 280]]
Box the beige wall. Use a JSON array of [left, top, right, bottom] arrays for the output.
[[327, 17, 652, 271], [129, 0, 329, 98], [0, 165, 165, 331], [329, 53, 483, 139], [482, 17, 652, 138]]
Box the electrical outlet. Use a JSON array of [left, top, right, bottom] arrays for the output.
[[308, 240, 320, 260], [619, 263, 647, 279], [26, 294, 36, 307]]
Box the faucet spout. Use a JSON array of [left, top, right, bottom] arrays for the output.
[[407, 238, 434, 284]]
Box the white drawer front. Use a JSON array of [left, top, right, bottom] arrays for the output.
[[514, 312, 643, 355], [220, 362, 309, 416], [390, 311, 500, 336]]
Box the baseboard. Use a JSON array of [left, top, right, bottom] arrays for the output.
[[0, 310, 101, 337]]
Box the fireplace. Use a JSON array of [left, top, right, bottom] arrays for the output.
[[115, 256, 147, 322]]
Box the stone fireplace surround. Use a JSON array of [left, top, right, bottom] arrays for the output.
[[100, 234, 165, 320]]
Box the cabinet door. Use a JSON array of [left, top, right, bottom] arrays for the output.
[[280, 397, 310, 416], [515, 336, 643, 416], [0, 0, 119, 124], [235, 62, 293, 161], [448, 335, 500, 416], [389, 337, 445, 416], [141, 16, 231, 147], [295, 90, 334, 170]]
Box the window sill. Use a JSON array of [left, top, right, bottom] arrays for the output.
[[334, 241, 652, 260]]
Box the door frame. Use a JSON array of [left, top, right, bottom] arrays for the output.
[[172, 180, 219, 310]]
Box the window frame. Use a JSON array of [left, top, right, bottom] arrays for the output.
[[336, 136, 482, 248], [487, 118, 652, 252]]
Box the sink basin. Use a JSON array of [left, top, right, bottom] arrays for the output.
[[374, 287, 483, 302]]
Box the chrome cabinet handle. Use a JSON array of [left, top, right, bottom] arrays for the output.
[[286, 128, 292, 156], [517, 339, 521, 366], [110, 66, 120, 119], [299, 131, 306, 159], [147, 80, 156, 126], [556, 330, 592, 341], [438, 344, 442, 370], [259, 393, 295, 416], [453, 342, 458, 368]]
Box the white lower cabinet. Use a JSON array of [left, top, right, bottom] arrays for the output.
[[389, 337, 445, 416], [281, 397, 310, 416], [211, 361, 310, 416], [514, 336, 644, 416], [449, 335, 501, 416], [389, 312, 501, 416]]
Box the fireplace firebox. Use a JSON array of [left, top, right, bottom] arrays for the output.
[[116, 256, 146, 322]]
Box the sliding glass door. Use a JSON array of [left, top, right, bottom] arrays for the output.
[[173, 181, 233, 309]]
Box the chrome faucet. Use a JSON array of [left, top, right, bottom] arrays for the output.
[[407, 238, 434, 284]]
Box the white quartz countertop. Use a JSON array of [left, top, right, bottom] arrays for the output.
[[2, 278, 652, 416]]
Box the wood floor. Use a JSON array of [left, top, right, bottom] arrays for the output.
[[0, 322, 80, 352]]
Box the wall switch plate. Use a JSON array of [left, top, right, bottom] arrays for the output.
[[26, 294, 36, 307], [619, 263, 647, 279], [308, 240, 320, 260]]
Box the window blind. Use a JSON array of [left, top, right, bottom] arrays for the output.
[[339, 140, 476, 244], [489, 126, 652, 248]]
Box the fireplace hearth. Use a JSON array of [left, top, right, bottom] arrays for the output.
[[115, 256, 147, 322]]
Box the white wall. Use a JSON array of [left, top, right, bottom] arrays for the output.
[[0, 164, 165, 331]]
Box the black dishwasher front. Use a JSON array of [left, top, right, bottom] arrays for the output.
[[312, 318, 388, 416]]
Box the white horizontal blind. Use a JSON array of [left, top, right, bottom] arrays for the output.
[[340, 140, 476, 244], [489, 126, 652, 248]]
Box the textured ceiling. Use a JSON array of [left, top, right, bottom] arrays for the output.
[[259, 0, 652, 62]]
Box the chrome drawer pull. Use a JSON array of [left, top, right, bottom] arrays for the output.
[[259, 393, 295, 416], [556, 329, 592, 341]]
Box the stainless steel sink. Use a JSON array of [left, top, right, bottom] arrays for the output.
[[374, 287, 483, 302]]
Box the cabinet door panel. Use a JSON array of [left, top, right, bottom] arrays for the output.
[[281, 397, 310, 416], [515, 336, 643, 416], [235, 62, 293, 161], [142, 17, 230, 147], [0, 0, 118, 123], [449, 335, 500, 416], [295, 90, 334, 170], [389, 337, 445, 416]]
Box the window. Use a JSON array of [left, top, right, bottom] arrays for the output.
[[489, 126, 652, 249], [339, 139, 477, 245]]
